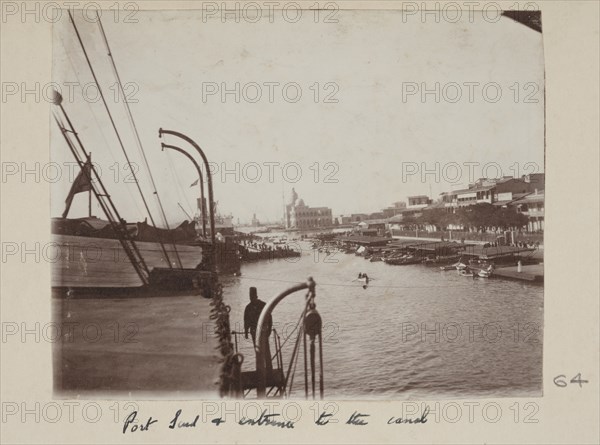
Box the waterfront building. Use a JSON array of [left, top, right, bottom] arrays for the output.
[[511, 190, 545, 232], [383, 201, 407, 218], [350, 213, 369, 222], [441, 175, 544, 208], [284, 188, 333, 229], [407, 195, 432, 208], [336, 215, 352, 224], [368, 212, 385, 220], [356, 219, 388, 236], [523, 173, 545, 190], [440, 191, 457, 208], [398, 195, 431, 220]]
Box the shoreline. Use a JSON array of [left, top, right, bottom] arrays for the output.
[[391, 235, 544, 249]]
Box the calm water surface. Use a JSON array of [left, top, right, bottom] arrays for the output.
[[221, 241, 543, 400]]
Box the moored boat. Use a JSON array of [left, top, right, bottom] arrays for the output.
[[477, 269, 492, 278], [384, 255, 422, 265]]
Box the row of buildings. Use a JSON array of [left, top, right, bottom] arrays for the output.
[[283, 173, 544, 233], [338, 173, 545, 234]]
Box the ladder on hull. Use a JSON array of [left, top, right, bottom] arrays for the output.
[[53, 107, 150, 286]]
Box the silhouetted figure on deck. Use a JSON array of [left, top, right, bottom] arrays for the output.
[[244, 287, 273, 374], [244, 287, 272, 344]]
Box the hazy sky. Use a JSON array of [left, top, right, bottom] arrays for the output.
[[51, 9, 544, 226]]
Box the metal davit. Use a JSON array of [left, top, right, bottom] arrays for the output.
[[229, 277, 325, 399]]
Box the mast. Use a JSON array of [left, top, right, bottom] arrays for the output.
[[67, 10, 180, 269], [94, 12, 183, 269], [53, 93, 150, 286]]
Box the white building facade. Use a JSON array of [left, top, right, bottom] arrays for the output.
[[285, 188, 333, 229]]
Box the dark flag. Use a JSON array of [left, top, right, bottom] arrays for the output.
[[62, 157, 93, 218]]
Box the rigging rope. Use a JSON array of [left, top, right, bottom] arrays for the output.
[[67, 10, 175, 269], [286, 325, 303, 397], [229, 274, 487, 290], [282, 298, 311, 396], [95, 13, 183, 269], [275, 307, 306, 353], [57, 34, 143, 218]]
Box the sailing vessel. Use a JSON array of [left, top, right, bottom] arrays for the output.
[[51, 11, 218, 291]]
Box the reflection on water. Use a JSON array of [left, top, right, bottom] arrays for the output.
[[221, 241, 543, 400]]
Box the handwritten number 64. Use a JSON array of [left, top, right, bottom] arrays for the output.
[[553, 373, 589, 388]]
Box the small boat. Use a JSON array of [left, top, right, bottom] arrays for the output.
[[385, 256, 422, 265], [440, 260, 463, 271], [458, 268, 474, 277], [474, 265, 494, 278], [422, 254, 462, 267]]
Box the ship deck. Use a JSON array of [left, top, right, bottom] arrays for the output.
[[53, 294, 220, 396]]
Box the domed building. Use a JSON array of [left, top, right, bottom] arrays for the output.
[[284, 188, 333, 229]]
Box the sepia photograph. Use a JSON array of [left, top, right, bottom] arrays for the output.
[[48, 6, 545, 401]]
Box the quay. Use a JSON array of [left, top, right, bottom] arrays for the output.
[[237, 238, 302, 262], [239, 246, 301, 262], [53, 294, 221, 395], [492, 263, 544, 283], [312, 234, 544, 284]]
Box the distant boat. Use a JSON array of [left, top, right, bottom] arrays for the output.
[[385, 256, 421, 265], [458, 268, 474, 277], [473, 264, 494, 278], [422, 254, 462, 267]]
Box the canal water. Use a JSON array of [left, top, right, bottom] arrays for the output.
[[221, 241, 543, 400]]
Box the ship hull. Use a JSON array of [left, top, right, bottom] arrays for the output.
[[51, 234, 203, 288]]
